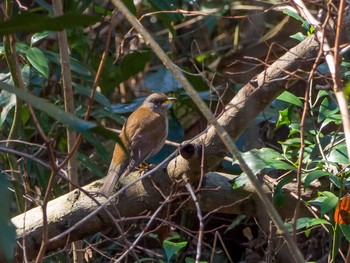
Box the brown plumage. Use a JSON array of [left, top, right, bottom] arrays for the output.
[[100, 93, 176, 197]]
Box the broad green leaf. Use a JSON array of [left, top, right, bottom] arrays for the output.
[[307, 218, 331, 227], [285, 217, 312, 232], [329, 175, 341, 189], [233, 148, 295, 175], [101, 51, 152, 92], [276, 91, 303, 107], [0, 90, 16, 126], [163, 240, 187, 262], [0, 80, 95, 133], [304, 170, 332, 188], [277, 108, 291, 127], [340, 225, 350, 242], [31, 31, 51, 45], [231, 174, 249, 189], [25, 47, 49, 78], [318, 97, 339, 123], [0, 172, 16, 262], [274, 174, 294, 207], [328, 144, 349, 164], [290, 32, 307, 41], [282, 9, 310, 31], [308, 191, 338, 217], [0, 13, 101, 36]]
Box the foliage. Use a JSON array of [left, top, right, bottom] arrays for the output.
[[1, 0, 350, 262]]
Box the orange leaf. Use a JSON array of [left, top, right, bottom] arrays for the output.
[[334, 193, 350, 224]]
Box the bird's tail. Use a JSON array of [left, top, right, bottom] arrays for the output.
[[100, 163, 124, 197]]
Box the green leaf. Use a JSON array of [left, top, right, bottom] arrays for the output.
[[328, 144, 349, 165], [282, 9, 310, 31], [304, 170, 332, 188], [31, 31, 51, 45], [0, 172, 16, 262], [290, 32, 307, 41], [0, 81, 95, 133], [0, 13, 101, 36], [285, 217, 312, 232], [233, 148, 295, 175], [307, 218, 331, 227], [274, 174, 294, 207], [276, 91, 303, 107], [308, 191, 338, 217], [0, 90, 16, 126], [231, 174, 249, 189], [318, 97, 339, 123], [340, 225, 350, 242], [25, 47, 49, 78], [101, 51, 152, 93], [163, 240, 187, 262], [277, 108, 291, 127]]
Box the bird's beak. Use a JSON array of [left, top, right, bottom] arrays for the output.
[[164, 97, 176, 105]]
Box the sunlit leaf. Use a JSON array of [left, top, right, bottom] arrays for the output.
[[231, 174, 249, 189], [276, 91, 303, 107], [163, 240, 187, 262], [0, 90, 16, 126], [308, 191, 338, 217], [285, 217, 312, 232], [307, 218, 331, 227], [277, 108, 291, 127], [31, 31, 51, 45], [328, 144, 349, 164], [25, 47, 49, 78], [233, 148, 295, 175]]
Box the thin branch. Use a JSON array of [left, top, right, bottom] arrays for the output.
[[183, 175, 204, 263]]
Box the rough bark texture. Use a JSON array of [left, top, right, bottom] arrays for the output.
[[10, 35, 321, 260]]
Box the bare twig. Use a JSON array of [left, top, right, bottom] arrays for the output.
[[183, 175, 204, 263]]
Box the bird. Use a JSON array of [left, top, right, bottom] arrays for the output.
[[100, 93, 176, 197]]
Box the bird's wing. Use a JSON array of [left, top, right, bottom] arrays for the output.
[[124, 107, 167, 169]]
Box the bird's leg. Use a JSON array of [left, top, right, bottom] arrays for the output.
[[136, 162, 155, 175]]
